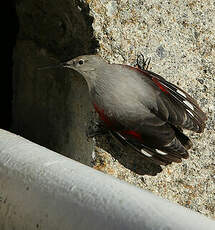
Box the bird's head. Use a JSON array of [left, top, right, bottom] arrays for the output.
[[63, 55, 103, 74], [38, 55, 106, 90], [62, 55, 105, 90]]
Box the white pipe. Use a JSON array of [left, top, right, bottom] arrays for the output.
[[0, 129, 214, 230]]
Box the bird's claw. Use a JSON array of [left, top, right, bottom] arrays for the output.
[[136, 53, 151, 70], [86, 121, 108, 140]]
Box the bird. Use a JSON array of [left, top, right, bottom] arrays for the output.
[[61, 54, 207, 165]]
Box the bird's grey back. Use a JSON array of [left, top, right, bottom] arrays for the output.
[[90, 64, 164, 127]]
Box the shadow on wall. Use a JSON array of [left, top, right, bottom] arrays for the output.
[[95, 134, 162, 176], [12, 0, 99, 166]]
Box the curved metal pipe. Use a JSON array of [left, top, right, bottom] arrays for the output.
[[0, 129, 214, 230]]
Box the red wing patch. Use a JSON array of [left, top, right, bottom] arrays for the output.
[[122, 65, 169, 94], [120, 130, 143, 142], [93, 103, 114, 127], [93, 103, 109, 124], [151, 77, 169, 94]]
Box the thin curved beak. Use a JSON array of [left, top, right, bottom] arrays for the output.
[[37, 60, 75, 71], [61, 60, 76, 69], [37, 63, 64, 71], [61, 62, 71, 68]]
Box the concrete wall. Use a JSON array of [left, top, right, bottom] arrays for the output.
[[0, 129, 214, 230], [13, 0, 98, 165]]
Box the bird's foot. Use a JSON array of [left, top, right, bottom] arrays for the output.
[[136, 53, 151, 70], [86, 121, 108, 139]]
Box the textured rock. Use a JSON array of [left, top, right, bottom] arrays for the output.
[[88, 0, 215, 219]]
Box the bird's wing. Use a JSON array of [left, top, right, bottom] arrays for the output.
[[111, 129, 189, 166], [124, 66, 207, 133], [140, 69, 207, 133], [109, 66, 207, 165], [93, 98, 189, 165]]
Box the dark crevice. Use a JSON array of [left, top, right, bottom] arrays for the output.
[[1, 1, 18, 130], [16, 0, 99, 61], [12, 0, 99, 165]]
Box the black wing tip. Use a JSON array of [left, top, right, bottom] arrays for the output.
[[197, 126, 205, 133], [196, 117, 207, 133]]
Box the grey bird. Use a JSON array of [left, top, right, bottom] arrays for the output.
[[62, 55, 207, 165]]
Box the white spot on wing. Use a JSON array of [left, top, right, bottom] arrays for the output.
[[183, 100, 194, 110], [156, 149, 167, 155], [186, 109, 194, 117], [182, 113, 188, 125], [164, 137, 176, 147], [119, 134, 126, 140], [141, 149, 152, 157], [176, 89, 186, 98]]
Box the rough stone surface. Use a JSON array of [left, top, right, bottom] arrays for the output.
[[87, 0, 215, 219]]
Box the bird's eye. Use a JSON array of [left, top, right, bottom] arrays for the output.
[[78, 59, 84, 65]]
